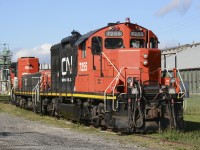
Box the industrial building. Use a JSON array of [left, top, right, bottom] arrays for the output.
[[161, 42, 200, 94]]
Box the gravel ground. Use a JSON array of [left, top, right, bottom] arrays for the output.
[[0, 113, 146, 150]]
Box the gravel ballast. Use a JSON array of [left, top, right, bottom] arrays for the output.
[[0, 113, 146, 150]]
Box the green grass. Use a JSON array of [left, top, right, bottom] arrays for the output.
[[184, 94, 200, 132], [0, 103, 72, 128], [150, 94, 200, 149], [184, 95, 200, 116], [0, 103, 99, 132]]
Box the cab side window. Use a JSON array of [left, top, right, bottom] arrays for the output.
[[150, 37, 158, 48], [105, 38, 124, 49], [92, 36, 102, 55], [81, 41, 86, 58]]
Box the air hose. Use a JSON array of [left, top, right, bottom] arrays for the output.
[[132, 98, 144, 128], [171, 99, 177, 129]]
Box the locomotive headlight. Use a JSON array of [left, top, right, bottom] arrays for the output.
[[143, 53, 148, 58], [127, 77, 133, 83], [168, 87, 176, 94], [170, 77, 176, 83], [143, 59, 148, 65]]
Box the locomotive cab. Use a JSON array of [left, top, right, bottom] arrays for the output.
[[76, 18, 161, 93]]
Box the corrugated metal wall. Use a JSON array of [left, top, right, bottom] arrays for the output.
[[179, 69, 200, 94], [161, 43, 200, 94]]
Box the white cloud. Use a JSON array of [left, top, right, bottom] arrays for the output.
[[180, 0, 192, 14], [156, 0, 192, 17], [12, 43, 52, 63]]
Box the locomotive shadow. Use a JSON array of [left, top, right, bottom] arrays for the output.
[[185, 121, 200, 132]]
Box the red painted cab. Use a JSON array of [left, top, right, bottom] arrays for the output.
[[17, 57, 39, 90]]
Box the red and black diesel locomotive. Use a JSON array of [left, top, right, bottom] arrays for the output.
[[10, 18, 185, 132]]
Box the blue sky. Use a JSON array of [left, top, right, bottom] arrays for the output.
[[0, 0, 200, 63]]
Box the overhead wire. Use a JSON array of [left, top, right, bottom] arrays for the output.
[[158, 9, 200, 35]]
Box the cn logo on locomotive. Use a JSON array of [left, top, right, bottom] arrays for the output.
[[61, 56, 73, 75], [25, 65, 33, 70], [61, 56, 73, 82]]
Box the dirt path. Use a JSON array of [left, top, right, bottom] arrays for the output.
[[0, 113, 146, 150]]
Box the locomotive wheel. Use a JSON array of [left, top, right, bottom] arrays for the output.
[[50, 105, 55, 116], [50, 99, 62, 118], [175, 103, 185, 131], [11, 93, 16, 105], [19, 98, 26, 108], [32, 103, 39, 113], [92, 103, 105, 128], [92, 106, 100, 127], [27, 98, 33, 110], [50, 99, 56, 116]]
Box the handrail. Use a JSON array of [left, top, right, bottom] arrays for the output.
[[162, 67, 187, 109], [177, 68, 187, 110], [10, 86, 14, 101], [101, 52, 120, 112], [103, 72, 120, 112], [101, 52, 120, 74], [162, 66, 172, 77], [32, 82, 39, 106], [111, 67, 139, 111], [40, 72, 51, 92], [32, 77, 40, 107], [103, 65, 139, 112]]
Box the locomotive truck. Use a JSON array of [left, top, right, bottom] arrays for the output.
[[11, 18, 185, 133]]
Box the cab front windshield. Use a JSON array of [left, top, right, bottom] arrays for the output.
[[130, 39, 145, 48], [105, 38, 124, 49]]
